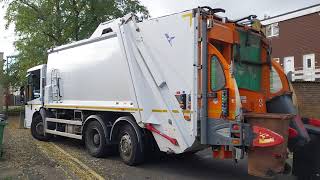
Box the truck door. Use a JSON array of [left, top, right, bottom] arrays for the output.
[[207, 43, 238, 120], [267, 60, 295, 114], [26, 70, 41, 102], [25, 66, 45, 128], [198, 14, 241, 146]]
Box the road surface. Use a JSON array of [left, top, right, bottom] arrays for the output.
[[1, 116, 295, 180]]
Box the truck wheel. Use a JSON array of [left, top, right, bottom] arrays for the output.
[[118, 124, 144, 165], [31, 113, 52, 141], [85, 121, 111, 157]]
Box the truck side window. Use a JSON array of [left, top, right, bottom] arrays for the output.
[[270, 67, 283, 94], [211, 56, 226, 91], [26, 69, 41, 101]]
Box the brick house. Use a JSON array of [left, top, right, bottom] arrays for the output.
[[261, 4, 320, 81]]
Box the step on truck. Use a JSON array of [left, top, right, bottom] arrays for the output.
[[24, 7, 318, 178]]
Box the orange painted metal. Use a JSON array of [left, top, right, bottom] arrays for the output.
[[238, 89, 266, 113], [198, 13, 293, 175], [207, 22, 234, 44], [212, 146, 233, 159], [207, 44, 237, 120]]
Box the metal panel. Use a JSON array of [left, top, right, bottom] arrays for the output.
[[234, 30, 262, 91], [45, 27, 138, 116], [206, 119, 252, 146], [45, 129, 82, 140], [234, 63, 262, 91], [43, 10, 199, 154], [200, 16, 208, 144], [237, 30, 261, 64], [46, 118, 82, 125], [121, 10, 197, 153]]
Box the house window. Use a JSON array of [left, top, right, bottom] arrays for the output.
[[307, 59, 312, 68], [303, 54, 315, 70], [266, 23, 279, 37]]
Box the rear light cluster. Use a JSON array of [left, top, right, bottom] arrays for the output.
[[175, 91, 192, 121], [176, 91, 187, 109]]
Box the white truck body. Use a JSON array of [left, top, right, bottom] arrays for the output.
[[26, 10, 209, 153]]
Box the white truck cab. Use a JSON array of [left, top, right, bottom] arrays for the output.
[[25, 64, 46, 128]]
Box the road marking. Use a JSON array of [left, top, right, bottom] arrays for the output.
[[35, 141, 104, 180], [50, 143, 105, 180]]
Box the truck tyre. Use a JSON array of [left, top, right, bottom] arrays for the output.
[[31, 113, 52, 141], [118, 124, 144, 165], [85, 121, 112, 157]]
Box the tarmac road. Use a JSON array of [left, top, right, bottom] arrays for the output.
[[54, 137, 296, 180], [1, 116, 296, 180]]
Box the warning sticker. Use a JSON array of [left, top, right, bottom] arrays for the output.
[[240, 96, 247, 103]]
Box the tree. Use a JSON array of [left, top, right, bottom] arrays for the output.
[[1, 0, 149, 87]]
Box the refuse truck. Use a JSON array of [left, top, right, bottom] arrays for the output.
[[24, 7, 319, 178]]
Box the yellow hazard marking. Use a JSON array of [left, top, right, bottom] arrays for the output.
[[152, 109, 168, 113], [172, 110, 180, 113], [44, 104, 193, 115], [182, 110, 192, 114], [152, 109, 193, 114], [44, 104, 143, 112], [182, 13, 193, 27]]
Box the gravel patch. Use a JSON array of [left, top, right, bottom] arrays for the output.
[[0, 116, 75, 180]]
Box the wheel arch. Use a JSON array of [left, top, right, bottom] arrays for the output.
[[32, 111, 41, 121], [32, 108, 45, 125], [30, 108, 52, 141], [110, 116, 144, 152], [82, 114, 110, 144]]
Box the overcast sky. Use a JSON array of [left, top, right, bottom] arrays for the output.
[[1, 0, 319, 58]]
